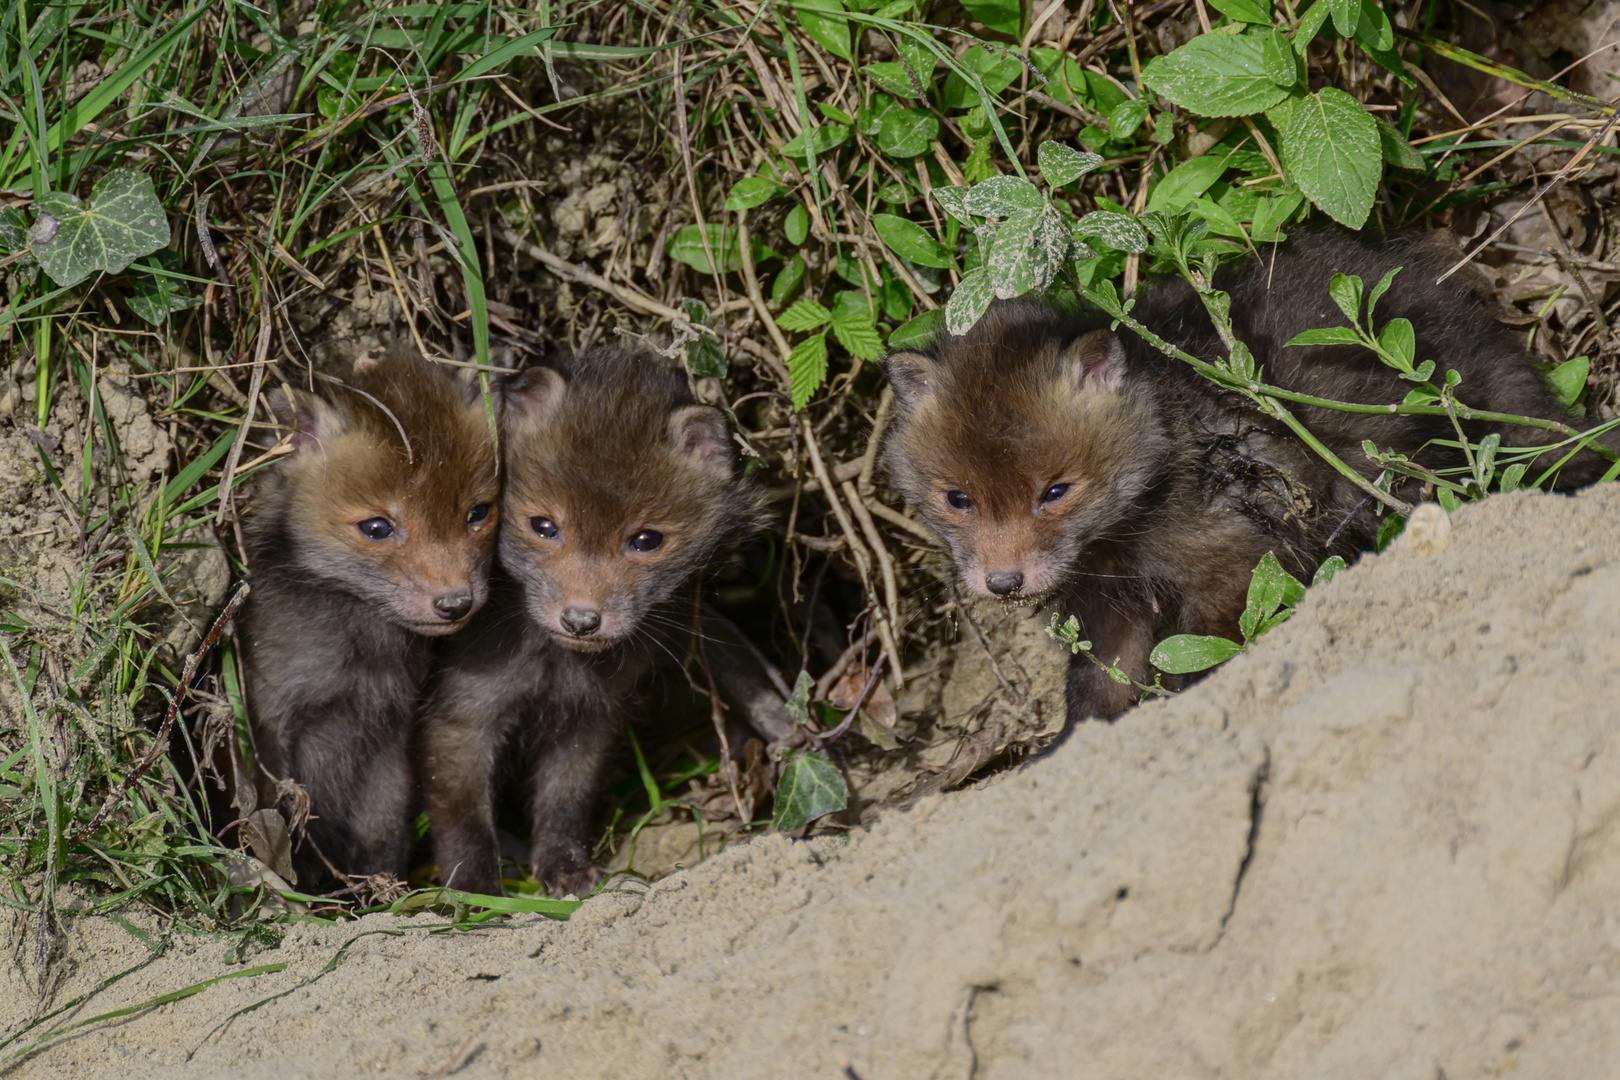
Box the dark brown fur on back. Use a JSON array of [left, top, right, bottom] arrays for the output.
[[884, 228, 1611, 725], [421, 344, 763, 897], [241, 346, 499, 882]]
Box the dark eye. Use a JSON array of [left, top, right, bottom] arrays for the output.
[[945, 491, 971, 511], [1041, 483, 1069, 504], [466, 503, 491, 525], [628, 530, 664, 553], [358, 517, 394, 540], [531, 517, 559, 539]]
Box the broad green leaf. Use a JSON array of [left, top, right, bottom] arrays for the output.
[[898, 36, 935, 85], [940, 46, 1023, 110], [1210, 0, 1273, 23], [1239, 552, 1305, 640], [877, 107, 940, 157], [1328, 270, 1364, 325], [778, 299, 833, 332], [945, 266, 995, 334], [1107, 100, 1150, 140], [1039, 141, 1105, 188], [664, 224, 775, 274], [831, 314, 884, 361], [1366, 265, 1401, 314], [959, 0, 1021, 36], [1260, 27, 1298, 85], [1498, 463, 1528, 493], [780, 124, 850, 158], [0, 207, 29, 251], [795, 0, 853, 63], [1285, 326, 1361, 347], [1139, 34, 1293, 118], [1073, 210, 1149, 253], [1374, 115, 1425, 170], [1352, 0, 1394, 51], [889, 310, 943, 349], [772, 749, 848, 832], [873, 213, 952, 268], [1187, 195, 1247, 239], [983, 208, 1044, 299], [127, 250, 191, 325], [932, 186, 974, 224], [1328, 0, 1358, 35], [1250, 188, 1305, 240], [772, 254, 807, 304], [1377, 317, 1415, 369], [817, 101, 856, 125], [864, 61, 922, 98], [686, 334, 726, 378], [1293, 0, 1331, 51], [316, 52, 361, 118], [724, 176, 785, 211], [1311, 555, 1347, 586], [965, 175, 1044, 218], [1145, 152, 1231, 214], [785, 203, 811, 246], [1150, 634, 1245, 674], [1476, 432, 1500, 487], [1548, 355, 1589, 410], [1281, 87, 1380, 228], [32, 169, 171, 288], [788, 331, 829, 409]]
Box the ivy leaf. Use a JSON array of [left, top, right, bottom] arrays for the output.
[[772, 749, 848, 832], [784, 670, 814, 727], [872, 212, 951, 269], [945, 266, 995, 334], [1072, 210, 1149, 253], [932, 186, 974, 225], [777, 298, 833, 332], [831, 313, 884, 361], [31, 169, 171, 288], [1139, 33, 1293, 118], [724, 175, 784, 211], [876, 107, 940, 157], [1037, 141, 1105, 188], [964, 174, 1044, 218], [889, 310, 943, 350], [1281, 87, 1380, 227], [794, 0, 853, 63], [788, 331, 829, 409], [0, 207, 29, 252], [1150, 634, 1245, 675]]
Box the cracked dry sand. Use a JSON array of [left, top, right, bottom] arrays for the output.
[[6, 485, 1620, 1079]]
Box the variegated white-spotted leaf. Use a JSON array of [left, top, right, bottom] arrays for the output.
[[945, 267, 995, 335], [1073, 210, 1149, 253], [983, 207, 1043, 300], [964, 174, 1044, 220], [1037, 141, 1104, 189], [931, 185, 974, 225], [1030, 207, 1071, 293]]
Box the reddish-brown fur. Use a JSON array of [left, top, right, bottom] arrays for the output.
[[241, 347, 499, 881], [420, 344, 763, 897], [884, 229, 1614, 725]]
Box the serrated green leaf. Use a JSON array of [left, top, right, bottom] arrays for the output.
[[1285, 326, 1362, 347], [1281, 87, 1380, 228], [778, 299, 833, 332], [1139, 34, 1293, 118], [932, 186, 974, 225], [1374, 115, 1425, 170], [877, 107, 940, 158], [1260, 27, 1298, 85], [1150, 634, 1245, 675], [724, 175, 785, 211], [127, 250, 191, 325], [1073, 210, 1149, 253], [872, 213, 951, 269], [832, 314, 884, 361], [1210, 0, 1273, 23], [772, 749, 848, 832], [1548, 355, 1589, 410], [788, 331, 829, 409], [965, 175, 1044, 218], [795, 0, 853, 63], [1038, 141, 1105, 187], [945, 266, 995, 335], [772, 254, 807, 305], [32, 169, 171, 288], [889, 310, 943, 349], [785, 203, 811, 246]]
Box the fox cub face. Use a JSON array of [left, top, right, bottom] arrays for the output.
[[266, 350, 501, 635], [882, 303, 1171, 604], [497, 350, 755, 652]]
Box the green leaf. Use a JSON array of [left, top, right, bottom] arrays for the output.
[[1139, 34, 1293, 118], [1374, 115, 1425, 171], [795, 0, 853, 63], [686, 334, 727, 378], [1210, 0, 1274, 23], [1498, 462, 1528, 493], [872, 213, 951, 268], [898, 35, 935, 85], [945, 266, 995, 335], [1107, 100, 1150, 140], [889, 310, 943, 349], [965, 175, 1044, 217], [1285, 326, 1362, 347], [1548, 355, 1590, 410], [316, 52, 360, 118], [1150, 634, 1245, 675], [1293, 0, 1331, 51], [932, 186, 974, 225], [665, 224, 775, 274], [1328, 0, 1358, 35], [1239, 552, 1305, 641], [780, 124, 850, 159], [785, 203, 811, 246], [1377, 317, 1415, 369], [940, 45, 1023, 110], [772, 749, 848, 832], [1038, 141, 1105, 187], [724, 176, 785, 211], [876, 107, 940, 157], [0, 207, 29, 252], [1352, 0, 1394, 51], [772, 254, 808, 305], [1328, 270, 1364, 326], [1073, 210, 1149, 253], [864, 61, 924, 98], [31, 169, 171, 288], [1366, 265, 1400, 315], [1145, 151, 1231, 214], [784, 669, 814, 727], [982, 208, 1051, 299], [1250, 188, 1305, 241], [778, 299, 833, 332], [1311, 555, 1346, 586], [1281, 87, 1380, 228], [959, 0, 1022, 36], [832, 314, 884, 361], [788, 331, 829, 409], [1260, 27, 1298, 85], [127, 250, 191, 325]]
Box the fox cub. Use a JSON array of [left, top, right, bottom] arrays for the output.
[[421, 344, 763, 897], [241, 347, 499, 882], [883, 229, 1613, 724]]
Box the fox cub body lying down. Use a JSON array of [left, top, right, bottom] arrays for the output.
[[421, 344, 763, 897], [241, 348, 499, 882], [883, 229, 1612, 725]]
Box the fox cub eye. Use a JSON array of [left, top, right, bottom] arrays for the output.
[[531, 517, 559, 539], [466, 503, 492, 525], [1041, 484, 1070, 504], [628, 530, 664, 553], [358, 517, 394, 541], [945, 491, 972, 511]]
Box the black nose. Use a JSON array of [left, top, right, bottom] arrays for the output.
[[560, 607, 601, 636], [985, 571, 1024, 596], [433, 592, 474, 621]]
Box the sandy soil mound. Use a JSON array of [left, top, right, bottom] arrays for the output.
[[6, 485, 1619, 1079]]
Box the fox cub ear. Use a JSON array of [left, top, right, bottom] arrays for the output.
[[502, 365, 567, 423], [669, 405, 734, 479], [883, 351, 938, 409], [1061, 330, 1125, 395], [267, 387, 342, 454]]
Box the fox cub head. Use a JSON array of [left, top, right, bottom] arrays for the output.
[[263, 348, 500, 634], [882, 300, 1172, 603], [498, 345, 762, 652]]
